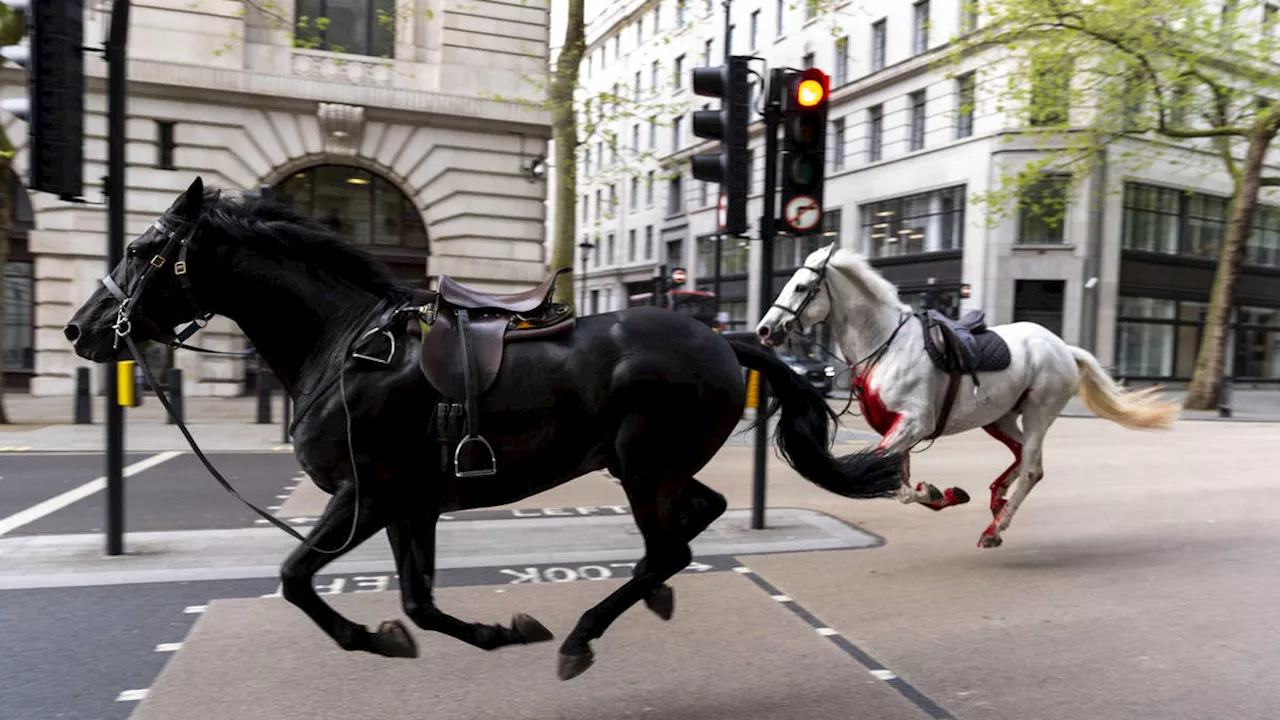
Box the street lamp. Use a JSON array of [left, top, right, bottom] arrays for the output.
[[578, 239, 594, 315]]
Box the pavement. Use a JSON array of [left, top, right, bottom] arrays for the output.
[[2, 400, 1279, 719]]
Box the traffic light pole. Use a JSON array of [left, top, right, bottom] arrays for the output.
[[104, 0, 131, 557], [751, 69, 784, 531]]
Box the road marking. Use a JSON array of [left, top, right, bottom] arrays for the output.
[[116, 689, 149, 702], [183, 605, 206, 614], [275, 494, 289, 499], [870, 669, 898, 681], [771, 594, 793, 602], [155, 642, 182, 652], [815, 627, 839, 636], [0, 451, 183, 537]]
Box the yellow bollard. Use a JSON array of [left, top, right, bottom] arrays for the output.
[[116, 360, 136, 407], [745, 370, 760, 409]]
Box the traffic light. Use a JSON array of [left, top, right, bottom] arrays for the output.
[[690, 56, 751, 236], [0, 0, 84, 200], [780, 68, 829, 235]]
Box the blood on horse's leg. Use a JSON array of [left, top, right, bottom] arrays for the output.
[[979, 415, 1024, 547]]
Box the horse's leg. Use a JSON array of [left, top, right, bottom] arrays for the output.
[[978, 413, 1024, 548], [387, 518, 555, 650], [989, 401, 1059, 543], [278, 482, 412, 657], [879, 417, 970, 511], [635, 478, 728, 621]]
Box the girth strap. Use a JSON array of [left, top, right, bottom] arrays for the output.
[[929, 372, 963, 442]]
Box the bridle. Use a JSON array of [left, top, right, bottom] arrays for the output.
[[100, 213, 253, 357], [769, 242, 839, 335]]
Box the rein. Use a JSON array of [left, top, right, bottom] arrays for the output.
[[102, 214, 374, 556]]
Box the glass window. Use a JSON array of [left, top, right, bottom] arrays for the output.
[[1249, 206, 1280, 268], [1122, 183, 1180, 254], [835, 37, 849, 86], [274, 165, 428, 250], [3, 260, 33, 371], [861, 186, 965, 257], [1116, 321, 1174, 377], [831, 118, 846, 171], [909, 90, 926, 150], [294, 0, 395, 58], [871, 19, 886, 71], [1017, 174, 1070, 244], [956, 72, 975, 139], [913, 0, 930, 54], [868, 105, 883, 162], [1186, 193, 1227, 258]]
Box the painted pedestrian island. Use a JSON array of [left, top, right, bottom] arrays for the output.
[[132, 572, 929, 720]]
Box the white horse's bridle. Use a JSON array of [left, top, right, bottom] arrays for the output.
[[768, 243, 839, 335]]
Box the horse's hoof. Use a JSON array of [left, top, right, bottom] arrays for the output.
[[512, 613, 554, 644], [978, 533, 1003, 549], [644, 584, 675, 621], [373, 620, 418, 658], [557, 647, 595, 681], [950, 487, 971, 505]]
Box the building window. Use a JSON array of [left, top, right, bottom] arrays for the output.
[[3, 260, 33, 372], [645, 225, 655, 258], [674, 55, 685, 89], [635, 71, 642, 101], [1121, 183, 1182, 255], [672, 114, 684, 149], [1017, 175, 1071, 244], [583, 148, 591, 176], [835, 37, 849, 86], [728, 23, 734, 54], [628, 229, 637, 261], [590, 289, 600, 314], [667, 238, 684, 269], [700, 180, 709, 207], [961, 0, 979, 34], [861, 185, 966, 257], [649, 117, 657, 148], [609, 184, 618, 217], [831, 117, 846, 171], [698, 235, 750, 280], [1267, 3, 1280, 37], [636, 18, 643, 44], [294, 0, 395, 58], [606, 233, 616, 265], [703, 38, 713, 66], [750, 10, 760, 48], [630, 177, 640, 210], [646, 171, 656, 206], [667, 174, 684, 215], [802, 52, 815, 70], [776, 0, 784, 35], [1115, 298, 1280, 381], [582, 193, 589, 223], [1030, 56, 1071, 126], [1119, 182, 1271, 264], [909, 90, 926, 151], [871, 19, 886, 71], [632, 124, 641, 151], [156, 121, 176, 170], [868, 104, 883, 162], [773, 209, 841, 270], [651, 60, 660, 93], [653, 2, 661, 30], [956, 72, 975, 138], [913, 0, 930, 54], [1249, 206, 1280, 268]]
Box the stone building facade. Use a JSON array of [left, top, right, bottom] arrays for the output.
[[2, 0, 551, 395]]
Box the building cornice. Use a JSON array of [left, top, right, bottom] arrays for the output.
[[8, 57, 552, 131]]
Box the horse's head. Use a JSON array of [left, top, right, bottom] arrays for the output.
[[756, 243, 838, 347], [65, 177, 215, 362]]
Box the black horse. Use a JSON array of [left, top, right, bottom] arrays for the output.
[[65, 178, 901, 680]]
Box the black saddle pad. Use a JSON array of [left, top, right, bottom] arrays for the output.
[[918, 312, 1012, 375], [972, 331, 1012, 373]]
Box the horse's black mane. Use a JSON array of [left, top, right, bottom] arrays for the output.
[[199, 189, 415, 300]]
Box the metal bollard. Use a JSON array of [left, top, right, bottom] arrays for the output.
[[1217, 375, 1233, 418], [166, 368, 184, 425], [281, 392, 292, 444], [74, 367, 93, 424], [256, 368, 273, 424]]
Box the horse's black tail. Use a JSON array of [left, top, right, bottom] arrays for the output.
[[725, 335, 902, 499]]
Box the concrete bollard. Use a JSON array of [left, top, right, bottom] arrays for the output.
[[166, 368, 184, 425], [74, 367, 92, 424], [256, 368, 273, 424]]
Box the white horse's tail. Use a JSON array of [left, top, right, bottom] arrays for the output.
[[1068, 346, 1178, 430]]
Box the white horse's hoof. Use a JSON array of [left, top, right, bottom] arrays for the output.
[[978, 532, 1003, 549]]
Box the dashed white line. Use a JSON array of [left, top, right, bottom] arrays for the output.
[[116, 689, 149, 702], [771, 594, 794, 602], [275, 494, 290, 500], [154, 642, 182, 653], [815, 627, 839, 636], [183, 605, 206, 614], [0, 451, 183, 537], [732, 566, 752, 574], [870, 669, 899, 681], [267, 505, 281, 511]]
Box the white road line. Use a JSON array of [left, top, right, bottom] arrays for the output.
[[183, 605, 206, 614], [116, 689, 149, 702], [0, 451, 183, 537], [771, 594, 794, 602], [815, 627, 839, 636], [154, 642, 182, 653], [275, 494, 290, 499], [870, 669, 898, 681], [732, 566, 752, 574]]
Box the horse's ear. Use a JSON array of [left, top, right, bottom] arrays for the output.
[[170, 176, 205, 219]]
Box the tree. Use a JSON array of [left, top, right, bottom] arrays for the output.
[[945, 0, 1280, 409], [0, 2, 22, 425]]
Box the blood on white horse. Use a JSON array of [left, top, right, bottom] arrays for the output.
[[756, 245, 1179, 548]]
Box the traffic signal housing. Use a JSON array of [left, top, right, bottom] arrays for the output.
[[690, 56, 751, 236], [780, 68, 829, 234], [0, 0, 85, 200]]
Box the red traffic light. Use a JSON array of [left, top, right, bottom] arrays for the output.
[[793, 69, 829, 108]]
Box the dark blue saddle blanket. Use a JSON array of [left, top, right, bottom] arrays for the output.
[[916, 310, 1012, 381]]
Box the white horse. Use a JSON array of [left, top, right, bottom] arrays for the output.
[[756, 245, 1178, 548]]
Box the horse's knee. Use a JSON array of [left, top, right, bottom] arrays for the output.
[[280, 567, 313, 605]]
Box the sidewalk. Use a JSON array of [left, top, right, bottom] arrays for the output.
[[1, 384, 1277, 452]]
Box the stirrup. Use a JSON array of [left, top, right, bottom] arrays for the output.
[[454, 435, 498, 478]]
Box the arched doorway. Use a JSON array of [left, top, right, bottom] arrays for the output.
[[273, 164, 430, 285], [3, 175, 35, 391]]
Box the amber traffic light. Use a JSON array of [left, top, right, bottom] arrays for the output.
[[780, 68, 829, 233]]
